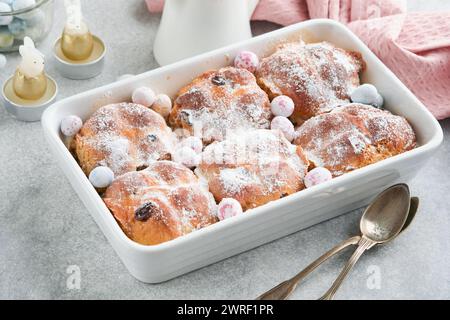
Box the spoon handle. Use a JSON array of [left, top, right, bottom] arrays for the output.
[[319, 237, 375, 300], [256, 236, 361, 300]]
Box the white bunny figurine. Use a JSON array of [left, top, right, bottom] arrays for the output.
[[61, 0, 93, 60], [64, 0, 88, 35], [13, 36, 47, 100], [18, 36, 45, 78]]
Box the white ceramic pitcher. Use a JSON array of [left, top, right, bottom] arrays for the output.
[[153, 0, 259, 66]]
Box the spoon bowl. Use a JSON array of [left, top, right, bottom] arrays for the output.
[[361, 184, 410, 243]]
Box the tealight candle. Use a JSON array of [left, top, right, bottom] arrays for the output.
[[13, 36, 47, 100], [53, 0, 106, 80], [1, 36, 58, 121], [61, 0, 93, 61]]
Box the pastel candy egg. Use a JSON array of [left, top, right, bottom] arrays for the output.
[[8, 18, 27, 39], [172, 146, 200, 169], [12, 0, 36, 11], [351, 84, 384, 108], [0, 53, 6, 68], [60, 115, 83, 137], [234, 51, 259, 73], [304, 167, 332, 188], [89, 166, 115, 189], [132, 86, 156, 107], [271, 95, 295, 117], [270, 116, 295, 142], [179, 136, 203, 154], [374, 93, 384, 108], [151, 94, 172, 119], [0, 26, 13, 48], [0, 2, 13, 25], [217, 198, 243, 221]]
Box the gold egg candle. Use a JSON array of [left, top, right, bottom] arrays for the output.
[[53, 0, 105, 79], [1, 36, 58, 122]]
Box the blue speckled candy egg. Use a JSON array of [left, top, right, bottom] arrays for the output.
[[0, 2, 13, 26], [350, 84, 384, 108], [89, 166, 115, 189], [0, 26, 14, 48]]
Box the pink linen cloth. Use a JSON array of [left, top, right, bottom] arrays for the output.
[[146, 0, 450, 120]]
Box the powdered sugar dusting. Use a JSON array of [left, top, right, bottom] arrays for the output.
[[75, 103, 176, 177], [295, 103, 416, 176], [257, 41, 364, 123], [103, 161, 218, 245], [197, 129, 309, 210], [170, 67, 272, 144]]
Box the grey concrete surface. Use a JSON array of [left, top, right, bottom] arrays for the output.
[[0, 0, 449, 299]]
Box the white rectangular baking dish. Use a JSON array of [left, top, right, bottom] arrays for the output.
[[41, 19, 443, 283]]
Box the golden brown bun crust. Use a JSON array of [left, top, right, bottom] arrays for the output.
[[294, 103, 416, 176], [103, 161, 218, 245], [74, 103, 175, 177], [195, 130, 309, 211], [256, 41, 365, 124], [169, 67, 272, 145]]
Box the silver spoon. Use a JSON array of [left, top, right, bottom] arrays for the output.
[[257, 185, 414, 300]]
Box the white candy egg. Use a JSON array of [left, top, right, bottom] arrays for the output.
[[304, 167, 332, 188], [271, 116, 295, 142], [179, 136, 203, 154], [151, 94, 172, 118], [132, 86, 156, 107], [217, 198, 243, 221], [172, 146, 200, 169], [60, 115, 83, 137], [89, 166, 115, 189], [351, 84, 384, 108], [234, 51, 259, 73], [271, 95, 295, 117], [12, 0, 36, 11], [0, 53, 6, 68], [0, 2, 13, 26]]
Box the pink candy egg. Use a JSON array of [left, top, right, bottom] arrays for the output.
[[217, 198, 243, 221], [270, 116, 295, 142], [60, 115, 83, 137], [172, 146, 200, 169], [234, 51, 259, 73], [271, 95, 295, 117], [132, 87, 156, 107], [151, 94, 172, 119], [179, 136, 203, 154], [304, 167, 332, 188]]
